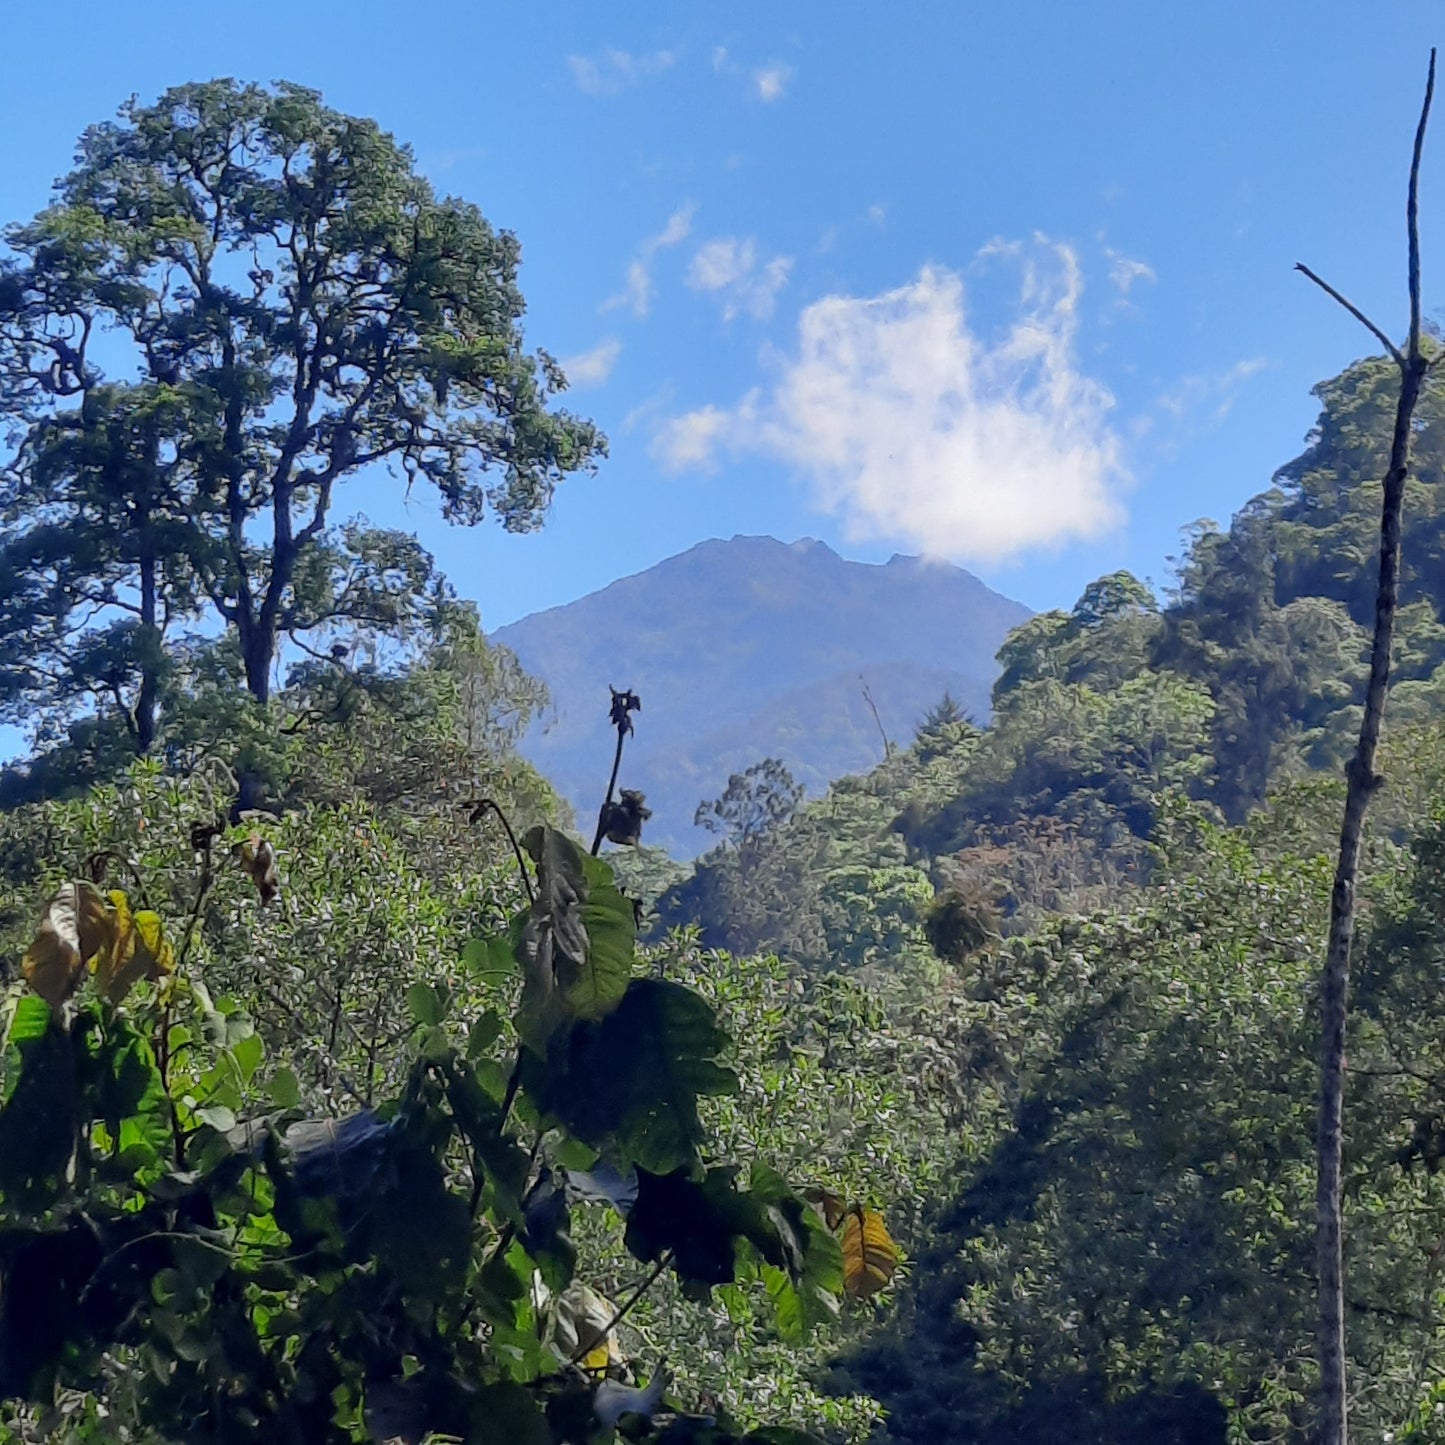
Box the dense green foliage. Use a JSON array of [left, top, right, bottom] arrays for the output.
[[642, 355, 1445, 1441], [0, 752, 879, 1443], [663, 357, 1445, 964], [0, 78, 603, 780], [11, 74, 1445, 1445]]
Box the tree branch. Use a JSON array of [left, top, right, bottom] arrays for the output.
[[1293, 264, 1404, 366], [569, 1252, 673, 1365], [1408, 51, 1436, 358]]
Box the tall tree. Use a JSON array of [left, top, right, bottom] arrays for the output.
[[0, 79, 603, 750], [1297, 50, 1436, 1445], [694, 758, 805, 850]]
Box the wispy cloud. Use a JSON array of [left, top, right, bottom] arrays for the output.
[[653, 405, 734, 469], [601, 204, 697, 318], [1105, 248, 1156, 298], [560, 338, 622, 388], [713, 47, 795, 102], [1156, 357, 1269, 426], [686, 236, 793, 320], [567, 48, 676, 97], [653, 240, 1127, 565], [866, 203, 887, 228], [753, 63, 794, 102]]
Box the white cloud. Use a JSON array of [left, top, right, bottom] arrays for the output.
[[712, 46, 730, 72], [567, 48, 675, 97], [688, 237, 753, 292], [1157, 357, 1269, 425], [652, 243, 1128, 564], [686, 236, 793, 320], [867, 203, 887, 228], [653, 405, 738, 471], [1105, 248, 1156, 297], [601, 203, 697, 317], [753, 63, 794, 101], [560, 338, 622, 388]]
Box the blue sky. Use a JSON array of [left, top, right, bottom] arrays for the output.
[[1, 1, 1442, 628]]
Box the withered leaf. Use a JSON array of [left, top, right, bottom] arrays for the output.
[[235, 834, 280, 905], [23, 882, 116, 1012], [601, 790, 652, 848], [840, 1206, 899, 1299]]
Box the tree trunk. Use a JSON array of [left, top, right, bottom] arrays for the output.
[[135, 550, 159, 753], [242, 626, 273, 705], [1316, 356, 1423, 1445], [1301, 50, 1434, 1445]]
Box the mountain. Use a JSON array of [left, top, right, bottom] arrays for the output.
[[492, 536, 1031, 855]]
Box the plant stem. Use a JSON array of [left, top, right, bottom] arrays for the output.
[[591, 725, 627, 857], [570, 1251, 674, 1364], [469, 798, 534, 904]]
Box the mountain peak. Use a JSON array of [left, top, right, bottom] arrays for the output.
[[493, 535, 1029, 855]]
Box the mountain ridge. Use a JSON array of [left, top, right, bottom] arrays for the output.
[[493, 535, 1030, 854]]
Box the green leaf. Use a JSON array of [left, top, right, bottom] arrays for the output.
[[5, 996, 51, 1053], [0, 1015, 78, 1210], [267, 1068, 301, 1109], [229, 1030, 264, 1085], [516, 827, 633, 1049], [462, 935, 518, 979], [520, 979, 737, 1175], [551, 1136, 599, 1171], [469, 1381, 551, 1445], [624, 1165, 834, 1315], [576, 851, 637, 1015], [625, 1168, 743, 1288], [91, 1018, 170, 1176], [405, 982, 446, 1027], [466, 1010, 505, 1060]]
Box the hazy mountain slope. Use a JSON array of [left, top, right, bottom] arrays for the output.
[[493, 535, 1029, 855]]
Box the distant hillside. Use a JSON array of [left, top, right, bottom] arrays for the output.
[[493, 536, 1030, 855]]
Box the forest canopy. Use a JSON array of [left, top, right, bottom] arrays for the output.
[[4, 71, 1445, 1445]]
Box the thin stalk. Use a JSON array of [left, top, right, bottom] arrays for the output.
[[591, 727, 627, 857], [569, 1251, 673, 1364], [468, 797, 535, 904]]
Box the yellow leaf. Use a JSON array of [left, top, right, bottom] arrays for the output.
[[581, 1342, 613, 1373], [553, 1283, 623, 1373], [840, 1206, 899, 1300], [23, 881, 116, 1012], [95, 891, 176, 1004]]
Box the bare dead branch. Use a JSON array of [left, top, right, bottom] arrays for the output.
[[1409, 50, 1437, 357], [1293, 264, 1404, 366]]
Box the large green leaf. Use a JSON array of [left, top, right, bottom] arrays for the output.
[[88, 1017, 170, 1179], [624, 1163, 841, 1321], [3, 995, 52, 1062], [0, 1003, 80, 1210], [577, 851, 637, 1013], [760, 1208, 844, 1343], [520, 979, 737, 1175], [624, 1168, 752, 1290], [515, 827, 634, 1049]]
